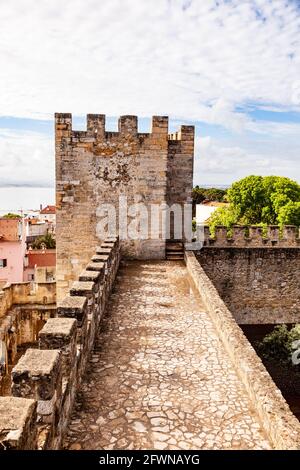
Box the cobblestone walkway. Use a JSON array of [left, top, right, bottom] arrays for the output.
[[63, 261, 271, 450]]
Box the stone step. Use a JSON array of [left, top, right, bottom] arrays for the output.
[[166, 243, 183, 251], [166, 254, 184, 260]]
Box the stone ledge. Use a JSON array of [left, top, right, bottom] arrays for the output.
[[39, 318, 76, 338], [86, 261, 105, 272], [79, 270, 101, 282], [0, 397, 37, 450], [100, 242, 115, 250], [57, 295, 87, 322], [96, 247, 112, 254], [70, 281, 95, 296], [92, 254, 110, 262], [12, 349, 61, 401], [12, 348, 61, 376]]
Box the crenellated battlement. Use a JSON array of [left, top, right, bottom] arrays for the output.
[[55, 113, 194, 143], [202, 225, 300, 247], [56, 112, 194, 299]]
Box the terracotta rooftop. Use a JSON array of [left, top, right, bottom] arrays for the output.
[[40, 205, 56, 215]]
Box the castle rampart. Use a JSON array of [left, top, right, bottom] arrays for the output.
[[0, 237, 120, 449], [196, 225, 300, 323], [202, 224, 300, 247], [185, 250, 300, 450]]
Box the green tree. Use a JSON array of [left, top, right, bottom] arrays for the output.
[[2, 213, 21, 219], [209, 175, 300, 230], [32, 232, 56, 249], [192, 187, 226, 204], [209, 206, 239, 236], [278, 201, 300, 226], [227, 175, 266, 224]]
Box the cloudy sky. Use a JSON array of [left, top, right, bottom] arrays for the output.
[[0, 0, 300, 208]]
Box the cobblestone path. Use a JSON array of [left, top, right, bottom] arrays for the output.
[[63, 261, 271, 450]]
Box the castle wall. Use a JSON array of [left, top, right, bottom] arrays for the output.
[[0, 237, 120, 450], [185, 250, 300, 450], [56, 114, 194, 301], [0, 281, 56, 319], [196, 247, 300, 324], [202, 224, 300, 248]]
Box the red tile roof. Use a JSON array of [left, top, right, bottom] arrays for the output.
[[40, 205, 56, 214]]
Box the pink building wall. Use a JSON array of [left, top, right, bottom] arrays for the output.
[[0, 219, 27, 285], [0, 241, 26, 284]]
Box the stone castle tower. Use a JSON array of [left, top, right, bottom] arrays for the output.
[[55, 113, 194, 299]]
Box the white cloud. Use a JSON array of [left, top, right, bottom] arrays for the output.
[[0, 129, 53, 186], [0, 0, 300, 187], [194, 135, 300, 185], [0, 0, 299, 125]]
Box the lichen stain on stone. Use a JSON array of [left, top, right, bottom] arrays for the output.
[[94, 162, 131, 186]]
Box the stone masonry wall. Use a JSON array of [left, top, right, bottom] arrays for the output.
[[56, 113, 194, 301], [196, 247, 300, 324], [0, 281, 56, 319], [185, 250, 300, 450], [167, 129, 194, 238], [0, 237, 120, 450]]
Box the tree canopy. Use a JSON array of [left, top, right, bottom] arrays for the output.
[[192, 186, 227, 204], [2, 212, 21, 219], [209, 175, 300, 231]]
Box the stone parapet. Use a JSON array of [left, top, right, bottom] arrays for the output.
[[196, 247, 300, 324], [1, 236, 120, 450], [185, 250, 300, 450], [202, 225, 300, 248]]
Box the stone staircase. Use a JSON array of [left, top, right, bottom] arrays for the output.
[[166, 240, 184, 260]]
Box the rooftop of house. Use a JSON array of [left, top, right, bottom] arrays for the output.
[[40, 205, 56, 215]]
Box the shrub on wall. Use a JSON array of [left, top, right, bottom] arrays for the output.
[[258, 324, 300, 364], [32, 233, 56, 249]]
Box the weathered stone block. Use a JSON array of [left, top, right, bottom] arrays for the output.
[[70, 281, 95, 297], [57, 295, 87, 325], [93, 252, 111, 261], [101, 242, 115, 249], [79, 270, 101, 282], [86, 261, 105, 272], [12, 349, 61, 401], [0, 396, 37, 450], [39, 318, 77, 377]]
